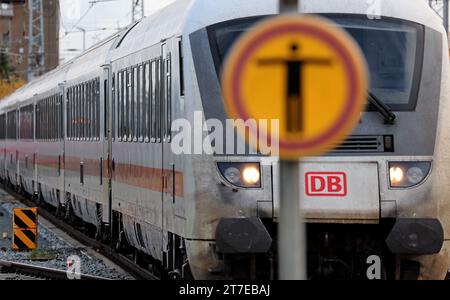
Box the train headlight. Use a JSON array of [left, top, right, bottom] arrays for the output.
[[242, 166, 260, 185], [389, 162, 432, 188], [217, 162, 261, 188], [224, 167, 241, 184], [389, 167, 404, 185]]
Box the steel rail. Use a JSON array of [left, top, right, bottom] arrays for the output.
[[1, 184, 158, 280], [0, 259, 109, 280]]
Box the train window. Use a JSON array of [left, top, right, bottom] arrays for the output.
[[138, 65, 144, 141], [133, 66, 138, 141], [76, 86, 79, 139], [73, 87, 77, 139], [49, 97, 53, 140], [78, 86, 81, 139], [36, 104, 39, 140], [156, 58, 162, 142], [70, 88, 74, 139], [40, 102, 42, 140], [40, 101, 43, 140], [104, 77, 109, 140], [58, 96, 61, 140], [178, 39, 185, 96], [85, 82, 89, 140], [121, 70, 126, 141], [39, 99, 46, 140], [165, 53, 172, 142], [55, 96, 58, 140], [88, 81, 96, 140], [0, 115, 5, 140], [50, 97, 52, 140], [144, 62, 150, 141], [90, 81, 93, 140], [67, 89, 71, 139], [87, 83, 91, 140], [66, 90, 69, 140], [96, 78, 101, 140], [88, 81, 92, 140], [48, 98, 50, 140], [47, 98, 50, 140], [55, 97, 57, 140], [92, 79, 96, 140], [42, 99, 45, 140], [150, 60, 156, 142], [92, 80, 96, 140], [91, 81, 94, 139], [58, 95, 61, 139], [84, 82, 89, 140], [74, 86, 77, 139], [92, 81, 95, 140], [82, 84, 86, 140], [77, 85, 81, 139], [74, 86, 78, 139], [53, 96, 56, 140], [117, 71, 122, 141], [127, 70, 132, 142], [73, 87, 76, 139], [49, 98, 51, 140], [49, 97, 52, 140], [72, 88, 75, 139], [54, 96, 58, 140], [112, 73, 116, 141], [45, 99, 48, 140], [52, 96, 55, 140], [80, 85, 84, 140], [40, 100, 43, 140], [123, 71, 127, 141], [78, 87, 81, 139]]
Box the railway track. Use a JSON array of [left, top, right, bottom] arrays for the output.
[[0, 184, 159, 280], [0, 259, 109, 280]]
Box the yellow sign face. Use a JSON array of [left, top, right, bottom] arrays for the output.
[[222, 15, 368, 160]]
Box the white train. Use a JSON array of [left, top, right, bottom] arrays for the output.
[[0, 0, 449, 279]]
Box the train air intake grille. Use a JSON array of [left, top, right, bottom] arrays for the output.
[[333, 135, 394, 153]]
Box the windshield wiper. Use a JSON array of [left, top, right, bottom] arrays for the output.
[[368, 92, 396, 125]]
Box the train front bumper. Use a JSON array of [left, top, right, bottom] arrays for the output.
[[386, 218, 444, 255]]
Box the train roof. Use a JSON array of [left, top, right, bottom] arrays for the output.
[[0, 0, 444, 114]]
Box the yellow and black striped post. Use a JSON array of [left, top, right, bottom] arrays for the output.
[[12, 208, 38, 251]]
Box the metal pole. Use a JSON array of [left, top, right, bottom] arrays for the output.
[[444, 0, 449, 33], [280, 0, 299, 14], [27, 0, 34, 81], [279, 161, 306, 280], [278, 0, 306, 280]]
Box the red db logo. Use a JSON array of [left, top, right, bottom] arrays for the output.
[[305, 172, 347, 197]]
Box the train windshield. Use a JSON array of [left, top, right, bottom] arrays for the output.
[[208, 16, 423, 110]]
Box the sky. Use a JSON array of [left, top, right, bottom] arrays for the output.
[[59, 0, 175, 63]]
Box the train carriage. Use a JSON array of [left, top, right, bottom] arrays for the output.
[[0, 0, 449, 280]]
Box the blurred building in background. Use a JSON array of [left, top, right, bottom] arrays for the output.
[[0, 0, 59, 82]]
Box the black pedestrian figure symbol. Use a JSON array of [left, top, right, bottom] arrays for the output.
[[259, 43, 332, 134]]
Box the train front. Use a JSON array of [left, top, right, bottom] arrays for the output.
[[186, 0, 449, 279]]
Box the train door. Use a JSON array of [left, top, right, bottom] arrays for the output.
[[102, 66, 112, 227], [161, 41, 175, 268]]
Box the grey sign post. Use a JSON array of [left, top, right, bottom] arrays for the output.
[[278, 0, 307, 280]]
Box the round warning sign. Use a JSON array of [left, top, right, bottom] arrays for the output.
[[221, 15, 368, 160]]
